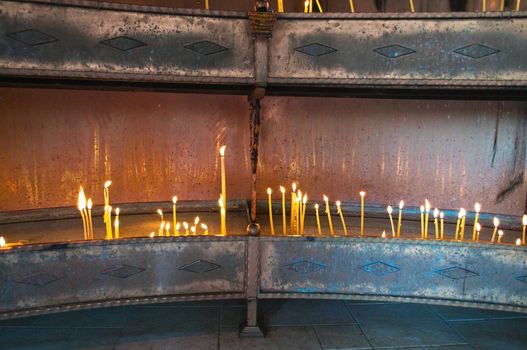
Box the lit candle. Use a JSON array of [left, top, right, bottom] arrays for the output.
[[360, 191, 366, 237], [301, 194, 307, 235], [280, 186, 286, 235], [440, 212, 444, 240], [498, 230, 504, 243], [78, 187, 88, 240], [165, 222, 170, 236], [304, 0, 308, 12], [191, 226, 196, 235], [267, 188, 275, 235], [87, 198, 93, 240], [323, 195, 335, 236], [277, 0, 284, 12], [290, 183, 297, 234], [220, 145, 227, 209], [420, 205, 425, 238], [516, 238, 521, 246], [387, 205, 395, 237], [475, 222, 481, 242], [149, 232, 155, 238], [201, 223, 209, 235], [396, 200, 404, 238], [381, 230, 386, 239], [105, 205, 113, 239], [114, 207, 120, 239], [491, 217, 499, 243], [183, 221, 189, 236], [433, 208, 439, 240], [172, 196, 177, 234], [314, 203, 322, 235], [460, 208, 466, 241], [157, 209, 164, 223], [193, 216, 200, 235], [472, 203, 481, 241], [103, 181, 111, 233], [175, 222, 181, 236], [158, 221, 165, 236], [297, 190, 302, 235], [454, 209, 463, 241], [337, 201, 348, 236], [522, 214, 527, 245], [424, 199, 431, 240], [219, 195, 226, 235], [0, 237, 5, 249]]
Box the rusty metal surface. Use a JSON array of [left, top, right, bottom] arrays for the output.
[[269, 14, 527, 88], [0, 88, 251, 211], [0, 236, 247, 319], [0, 1, 254, 83], [258, 236, 527, 312], [258, 97, 527, 216]]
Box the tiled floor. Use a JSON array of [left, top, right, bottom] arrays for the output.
[[1, 299, 526, 349]]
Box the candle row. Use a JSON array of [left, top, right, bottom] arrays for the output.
[[153, 209, 209, 236]]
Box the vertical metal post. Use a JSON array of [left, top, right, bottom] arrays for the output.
[[240, 236, 264, 337]]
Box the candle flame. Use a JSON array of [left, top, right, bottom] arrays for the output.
[[323, 195, 329, 202], [280, 186, 285, 193], [149, 232, 155, 238], [104, 180, 112, 188], [381, 230, 386, 238], [523, 214, 527, 226], [292, 182, 297, 192], [160, 221, 165, 230], [475, 222, 481, 232], [191, 226, 196, 234], [336, 200, 341, 208], [115, 207, 120, 216], [314, 203, 319, 209], [420, 205, 424, 213], [114, 219, 119, 229], [387, 205, 393, 214], [399, 200, 404, 209], [474, 202, 481, 213], [459, 208, 466, 217], [176, 222, 181, 230], [267, 187, 272, 195], [201, 223, 208, 230], [359, 191, 366, 197], [183, 222, 189, 230], [433, 208, 439, 218], [87, 198, 93, 210], [157, 209, 163, 217], [194, 216, 200, 225], [494, 217, 500, 227], [440, 212, 444, 219], [303, 194, 307, 204], [498, 230, 504, 237], [165, 222, 170, 231], [108, 206, 112, 213], [219, 145, 226, 157], [516, 238, 521, 246], [0, 237, 5, 248], [304, 0, 309, 6], [296, 196, 301, 203], [218, 195, 224, 208], [78, 186, 86, 211], [172, 196, 178, 204], [297, 190, 302, 199], [425, 199, 431, 212]]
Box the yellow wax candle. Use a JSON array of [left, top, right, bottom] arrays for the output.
[[500, 0, 505, 11], [315, 0, 323, 12], [483, 0, 487, 11], [296, 195, 301, 235], [114, 208, 120, 239], [498, 230, 504, 243], [315, 203, 322, 235], [349, 0, 355, 13], [309, 0, 313, 12], [220, 146, 227, 209], [396, 200, 403, 238], [193, 216, 200, 235], [409, 0, 415, 12], [522, 214, 527, 245], [267, 188, 275, 235], [157, 209, 163, 223], [440, 212, 444, 240], [87, 198, 93, 240], [280, 186, 286, 235], [183, 221, 189, 236], [165, 222, 170, 236], [107, 206, 113, 239], [175, 222, 181, 236], [387, 205, 395, 237], [103, 180, 112, 207], [323, 195, 335, 236], [158, 221, 165, 237], [454, 209, 463, 241], [205, 0, 209, 10], [172, 196, 177, 234], [219, 195, 226, 235], [424, 199, 430, 240], [517, 0, 521, 11], [304, 0, 308, 13], [491, 217, 499, 243], [277, 0, 284, 12], [475, 222, 481, 242], [103, 180, 112, 235], [201, 223, 209, 235], [191, 226, 196, 235], [460, 209, 466, 241], [290, 183, 297, 234], [420, 205, 425, 239], [337, 201, 348, 236], [472, 203, 481, 241], [301, 194, 307, 235], [78, 187, 88, 240], [359, 191, 366, 237], [433, 208, 439, 240]]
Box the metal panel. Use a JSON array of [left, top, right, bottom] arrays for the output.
[[0, 237, 247, 319], [259, 237, 527, 312], [269, 13, 527, 88], [0, 1, 254, 84]]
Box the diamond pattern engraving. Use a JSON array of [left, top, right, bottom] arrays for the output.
[[453, 44, 500, 59], [435, 266, 479, 280], [361, 261, 400, 276], [184, 41, 228, 56], [100, 36, 147, 52], [373, 44, 416, 59], [178, 259, 221, 274], [101, 264, 145, 279], [15, 271, 64, 286], [7, 29, 58, 46], [284, 259, 326, 275], [516, 275, 527, 284], [295, 43, 337, 57]]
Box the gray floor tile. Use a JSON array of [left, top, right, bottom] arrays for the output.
[[260, 300, 355, 326], [221, 306, 246, 328], [115, 307, 219, 350], [314, 325, 372, 349], [432, 305, 527, 321], [0, 327, 75, 350], [220, 326, 322, 350], [450, 318, 527, 350], [348, 303, 464, 348]]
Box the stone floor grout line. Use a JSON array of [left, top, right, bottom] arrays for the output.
[[426, 305, 475, 350], [344, 300, 375, 350], [311, 325, 325, 350], [217, 304, 222, 350]]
